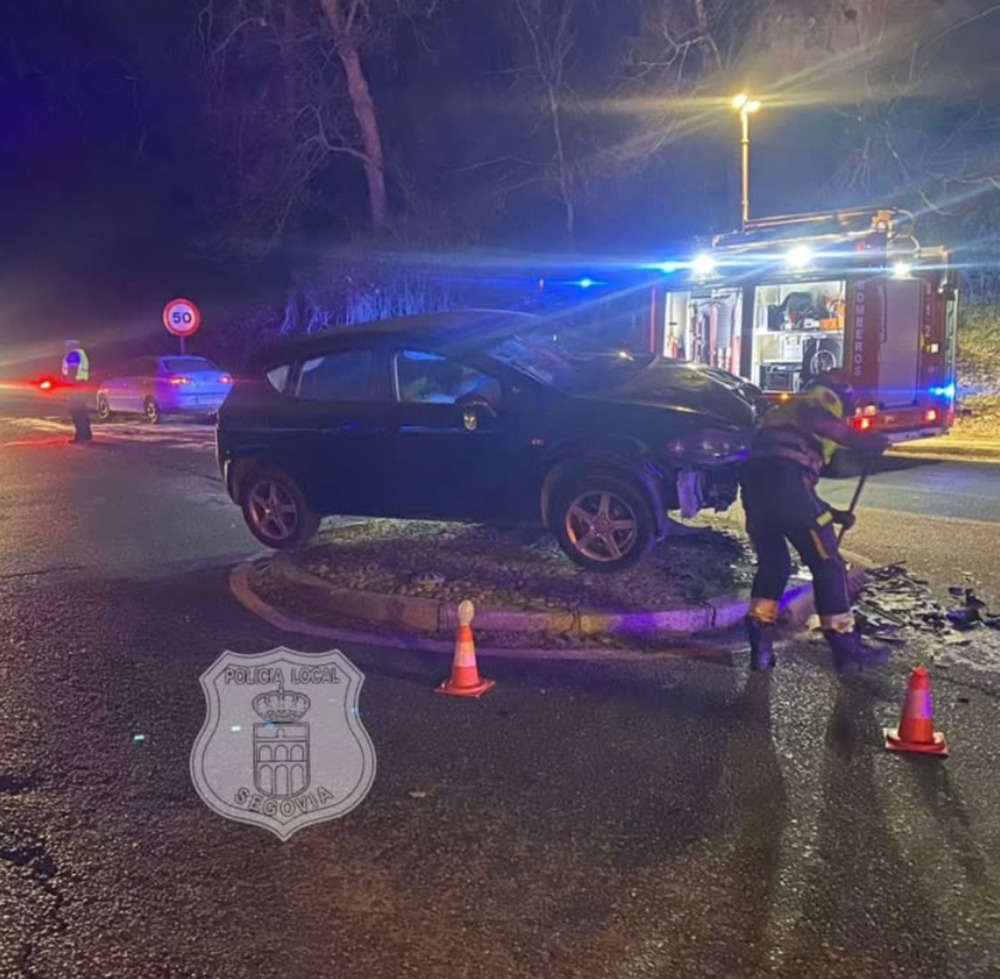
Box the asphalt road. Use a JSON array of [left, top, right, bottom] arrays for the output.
[[820, 457, 999, 524], [1, 414, 1000, 979]]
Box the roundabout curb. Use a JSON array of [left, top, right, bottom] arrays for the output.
[[271, 550, 751, 638], [228, 549, 873, 660]]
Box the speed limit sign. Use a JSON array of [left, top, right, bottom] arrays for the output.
[[163, 298, 201, 338]]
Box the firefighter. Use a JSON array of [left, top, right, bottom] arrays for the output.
[[740, 368, 891, 673], [61, 340, 92, 444]]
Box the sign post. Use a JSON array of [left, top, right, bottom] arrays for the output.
[[163, 298, 202, 354]]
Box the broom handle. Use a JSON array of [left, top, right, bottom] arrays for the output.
[[837, 454, 874, 545]]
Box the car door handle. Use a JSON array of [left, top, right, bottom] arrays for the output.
[[322, 423, 391, 435], [398, 425, 451, 434]]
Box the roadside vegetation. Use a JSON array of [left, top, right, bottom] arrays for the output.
[[956, 306, 1000, 438]]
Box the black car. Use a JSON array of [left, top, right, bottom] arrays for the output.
[[216, 310, 757, 571]]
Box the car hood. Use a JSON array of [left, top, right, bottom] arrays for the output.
[[577, 357, 757, 428]]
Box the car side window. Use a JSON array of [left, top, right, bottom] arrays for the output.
[[292, 350, 375, 402], [265, 364, 292, 394], [395, 350, 501, 405]]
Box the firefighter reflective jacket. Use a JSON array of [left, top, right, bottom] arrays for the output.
[[749, 385, 874, 479], [61, 347, 89, 383]]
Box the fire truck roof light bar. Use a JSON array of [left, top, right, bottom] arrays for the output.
[[712, 207, 917, 250], [739, 207, 916, 233], [710, 231, 884, 254]]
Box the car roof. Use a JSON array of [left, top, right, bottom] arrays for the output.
[[248, 309, 540, 371]]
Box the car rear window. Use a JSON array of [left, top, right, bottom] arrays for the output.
[[162, 358, 218, 373], [293, 350, 375, 401]]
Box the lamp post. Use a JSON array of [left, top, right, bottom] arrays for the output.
[[732, 93, 761, 230]]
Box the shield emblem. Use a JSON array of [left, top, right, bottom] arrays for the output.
[[190, 647, 376, 840]]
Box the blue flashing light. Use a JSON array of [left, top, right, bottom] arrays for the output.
[[578, 277, 595, 288], [929, 383, 956, 400], [657, 262, 680, 274]]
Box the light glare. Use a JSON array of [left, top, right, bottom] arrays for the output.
[[691, 253, 717, 276], [786, 245, 813, 268]]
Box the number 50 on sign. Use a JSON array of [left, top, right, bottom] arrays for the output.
[[163, 298, 202, 338]]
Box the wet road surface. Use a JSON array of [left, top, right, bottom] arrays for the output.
[[821, 456, 999, 524], [0, 416, 999, 978]]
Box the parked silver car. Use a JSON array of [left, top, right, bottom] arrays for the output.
[[96, 355, 233, 424]]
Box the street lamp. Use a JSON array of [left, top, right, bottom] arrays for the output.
[[732, 93, 761, 230]]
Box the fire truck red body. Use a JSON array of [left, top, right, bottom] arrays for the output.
[[655, 208, 959, 442]]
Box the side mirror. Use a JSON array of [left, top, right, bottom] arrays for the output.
[[456, 395, 497, 432]]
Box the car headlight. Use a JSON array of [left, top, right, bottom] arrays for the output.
[[666, 428, 749, 462]]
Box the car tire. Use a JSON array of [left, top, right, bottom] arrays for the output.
[[549, 470, 657, 572], [240, 467, 321, 550], [143, 397, 162, 425], [96, 396, 113, 421]]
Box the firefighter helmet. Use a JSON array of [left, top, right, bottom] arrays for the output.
[[803, 369, 854, 419]]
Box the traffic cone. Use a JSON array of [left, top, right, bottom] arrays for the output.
[[884, 666, 948, 756], [436, 600, 495, 699]]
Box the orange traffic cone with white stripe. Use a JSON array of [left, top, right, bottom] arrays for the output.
[[884, 666, 948, 756], [437, 600, 495, 698]]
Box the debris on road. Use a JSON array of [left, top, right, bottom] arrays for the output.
[[857, 565, 999, 654]]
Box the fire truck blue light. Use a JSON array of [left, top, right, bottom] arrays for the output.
[[930, 384, 955, 400]]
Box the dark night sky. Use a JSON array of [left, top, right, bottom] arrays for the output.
[[2, 0, 999, 372]]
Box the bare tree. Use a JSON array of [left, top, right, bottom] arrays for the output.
[[196, 0, 445, 251], [509, 0, 579, 244], [316, 0, 390, 231]]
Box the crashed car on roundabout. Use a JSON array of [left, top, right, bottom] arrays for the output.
[[216, 310, 758, 572]]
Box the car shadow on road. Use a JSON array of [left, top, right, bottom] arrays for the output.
[[774, 678, 951, 979]]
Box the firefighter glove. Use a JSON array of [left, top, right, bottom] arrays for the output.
[[830, 508, 856, 530]]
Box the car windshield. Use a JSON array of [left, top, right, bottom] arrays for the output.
[[162, 357, 218, 373], [484, 322, 654, 391]]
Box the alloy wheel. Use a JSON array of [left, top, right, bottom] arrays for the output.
[[564, 489, 639, 563], [247, 480, 301, 543]]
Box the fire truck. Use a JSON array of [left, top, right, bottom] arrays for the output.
[[654, 207, 959, 449]]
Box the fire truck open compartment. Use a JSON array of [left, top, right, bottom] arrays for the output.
[[659, 208, 959, 442]]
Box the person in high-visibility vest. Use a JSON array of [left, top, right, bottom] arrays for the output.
[[61, 341, 92, 443], [740, 369, 890, 673]]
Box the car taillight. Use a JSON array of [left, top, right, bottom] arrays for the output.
[[38, 379, 54, 391], [851, 416, 873, 431], [170, 376, 192, 385], [924, 408, 939, 423], [220, 375, 233, 384]]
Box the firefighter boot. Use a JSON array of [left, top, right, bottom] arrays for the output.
[[747, 617, 776, 671], [823, 628, 891, 674]]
